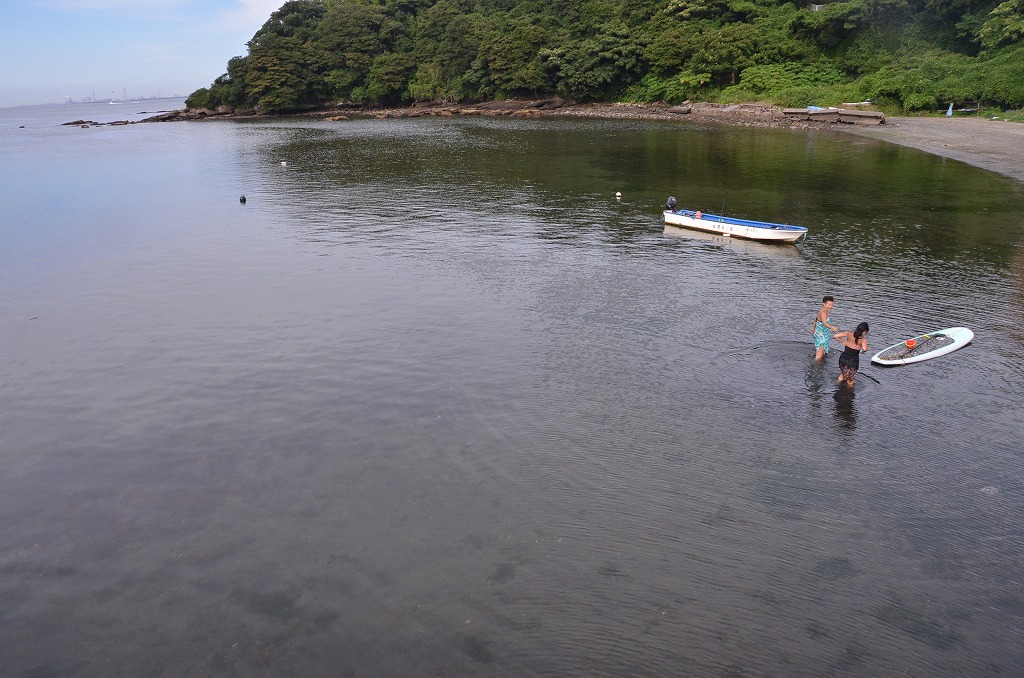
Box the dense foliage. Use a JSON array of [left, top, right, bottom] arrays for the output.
[[186, 0, 1024, 113]]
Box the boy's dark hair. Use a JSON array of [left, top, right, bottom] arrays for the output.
[[823, 295, 834, 303]]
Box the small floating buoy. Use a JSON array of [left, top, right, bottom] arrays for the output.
[[615, 191, 622, 201], [239, 195, 247, 204], [280, 161, 287, 166]]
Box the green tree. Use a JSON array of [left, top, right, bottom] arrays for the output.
[[246, 33, 323, 111], [975, 42, 1024, 105], [182, 0, 1024, 115], [664, 0, 732, 21], [240, 0, 331, 111], [790, 1, 869, 48], [645, 25, 703, 74], [248, 0, 328, 48], [547, 23, 646, 99], [185, 87, 210, 110], [411, 1, 490, 99], [694, 22, 762, 84], [475, 21, 554, 96], [366, 52, 418, 102], [979, 0, 1024, 47], [316, 3, 399, 99], [204, 57, 250, 109]]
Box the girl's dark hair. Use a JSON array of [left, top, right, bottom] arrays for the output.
[[854, 322, 869, 339]]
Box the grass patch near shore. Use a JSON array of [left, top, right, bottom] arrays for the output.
[[911, 107, 1024, 122], [980, 108, 1024, 122]]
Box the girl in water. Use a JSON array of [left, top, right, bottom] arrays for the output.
[[812, 295, 838, 360], [834, 322, 869, 386]]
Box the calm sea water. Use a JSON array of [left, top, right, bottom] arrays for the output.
[[2, 101, 1024, 677]]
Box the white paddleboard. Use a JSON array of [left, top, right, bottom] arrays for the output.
[[870, 327, 974, 366]]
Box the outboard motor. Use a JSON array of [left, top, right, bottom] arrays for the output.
[[666, 196, 677, 211]]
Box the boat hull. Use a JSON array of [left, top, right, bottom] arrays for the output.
[[663, 210, 807, 243], [870, 327, 974, 365]]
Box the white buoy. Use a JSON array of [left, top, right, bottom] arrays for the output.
[[615, 191, 622, 201], [280, 161, 287, 166]]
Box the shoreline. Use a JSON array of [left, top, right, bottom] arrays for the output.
[[91, 99, 1024, 184], [824, 116, 1024, 184]]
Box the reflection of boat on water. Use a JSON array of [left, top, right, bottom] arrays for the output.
[[664, 219, 804, 256], [662, 196, 808, 243]]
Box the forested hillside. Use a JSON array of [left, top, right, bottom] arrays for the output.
[[186, 0, 1024, 113]]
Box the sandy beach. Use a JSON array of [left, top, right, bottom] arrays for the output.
[[831, 116, 1024, 184]]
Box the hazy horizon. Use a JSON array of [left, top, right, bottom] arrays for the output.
[[0, 1, 285, 109], [3, 93, 190, 109]]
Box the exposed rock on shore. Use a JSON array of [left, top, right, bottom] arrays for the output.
[[367, 99, 884, 128], [143, 105, 260, 122], [59, 107, 233, 127], [64, 99, 883, 130], [356, 100, 831, 127], [119, 99, 883, 129]]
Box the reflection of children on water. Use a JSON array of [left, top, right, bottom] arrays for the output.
[[805, 354, 857, 430], [804, 359, 828, 408], [832, 386, 856, 431]]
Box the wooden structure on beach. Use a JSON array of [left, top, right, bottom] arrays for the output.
[[783, 107, 886, 125]]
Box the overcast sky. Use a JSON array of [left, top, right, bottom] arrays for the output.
[[1, 0, 285, 107]]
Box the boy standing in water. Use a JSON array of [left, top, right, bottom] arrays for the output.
[[812, 296, 838, 360]]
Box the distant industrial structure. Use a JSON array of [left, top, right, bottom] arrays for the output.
[[59, 88, 184, 105]]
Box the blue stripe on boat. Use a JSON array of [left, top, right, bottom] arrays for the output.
[[672, 210, 808, 232]]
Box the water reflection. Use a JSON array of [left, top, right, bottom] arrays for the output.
[[832, 385, 857, 432], [803, 357, 829, 406], [237, 117, 1024, 274], [4, 113, 1024, 677], [662, 223, 806, 257]]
